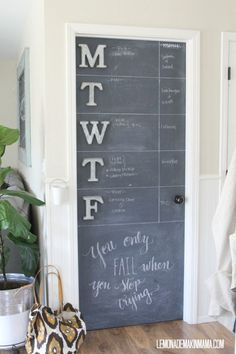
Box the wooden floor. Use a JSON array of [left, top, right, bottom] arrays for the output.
[[80, 321, 234, 354], [2, 320, 234, 354]]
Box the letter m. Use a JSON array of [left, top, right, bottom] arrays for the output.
[[80, 121, 110, 144], [78, 44, 107, 68]]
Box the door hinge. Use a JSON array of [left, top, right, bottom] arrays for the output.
[[228, 67, 231, 81]]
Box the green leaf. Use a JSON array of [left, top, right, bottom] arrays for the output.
[[8, 234, 39, 276], [0, 189, 45, 206], [0, 145, 5, 157], [0, 200, 37, 243], [0, 167, 14, 187], [19, 243, 39, 276], [0, 125, 19, 146]]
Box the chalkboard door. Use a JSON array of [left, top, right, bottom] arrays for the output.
[[76, 37, 186, 330]]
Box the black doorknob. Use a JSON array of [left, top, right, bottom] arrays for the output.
[[174, 195, 185, 204]]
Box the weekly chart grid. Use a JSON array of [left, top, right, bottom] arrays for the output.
[[76, 37, 186, 330]]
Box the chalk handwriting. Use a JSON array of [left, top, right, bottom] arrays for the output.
[[114, 256, 137, 276], [117, 285, 160, 311], [83, 240, 117, 269], [140, 257, 173, 273], [89, 280, 111, 298], [123, 231, 153, 255]]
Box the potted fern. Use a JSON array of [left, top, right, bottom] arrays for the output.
[[0, 124, 45, 349]]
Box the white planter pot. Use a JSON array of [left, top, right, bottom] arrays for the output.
[[0, 273, 34, 349], [0, 310, 30, 349]]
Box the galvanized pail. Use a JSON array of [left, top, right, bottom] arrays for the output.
[[0, 273, 34, 349]]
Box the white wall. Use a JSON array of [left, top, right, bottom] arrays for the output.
[[198, 176, 219, 323], [0, 60, 17, 167], [44, 0, 236, 176], [0, 0, 234, 330], [18, 0, 45, 198], [17, 0, 46, 263], [42, 0, 236, 329], [0, 0, 229, 330]]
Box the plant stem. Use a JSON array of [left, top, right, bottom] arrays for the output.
[[0, 232, 7, 287]]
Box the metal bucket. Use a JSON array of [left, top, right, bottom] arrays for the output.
[[0, 273, 34, 349]]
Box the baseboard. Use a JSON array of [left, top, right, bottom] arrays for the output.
[[199, 174, 220, 181], [197, 315, 216, 323]]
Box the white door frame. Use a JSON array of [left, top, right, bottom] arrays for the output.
[[220, 32, 236, 190], [62, 23, 200, 324]]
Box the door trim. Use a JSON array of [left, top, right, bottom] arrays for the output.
[[64, 23, 200, 324], [220, 32, 236, 190]]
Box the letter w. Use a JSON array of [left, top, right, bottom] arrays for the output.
[[80, 121, 110, 144]]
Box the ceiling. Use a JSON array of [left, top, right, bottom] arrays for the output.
[[0, 0, 32, 60]]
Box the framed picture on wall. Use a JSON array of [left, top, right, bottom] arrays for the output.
[[17, 48, 31, 166]]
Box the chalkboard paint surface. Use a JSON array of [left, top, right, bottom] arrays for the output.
[[78, 188, 159, 226], [77, 114, 158, 151], [78, 222, 184, 329], [160, 151, 185, 186], [76, 37, 160, 77], [76, 36, 186, 330], [77, 76, 160, 114], [160, 115, 185, 150], [77, 151, 159, 188], [160, 186, 185, 222], [160, 79, 186, 115], [160, 42, 186, 78]]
